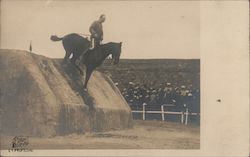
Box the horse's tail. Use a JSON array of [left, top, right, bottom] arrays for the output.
[[50, 35, 63, 41]]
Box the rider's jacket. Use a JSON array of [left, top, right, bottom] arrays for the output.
[[89, 20, 103, 40]]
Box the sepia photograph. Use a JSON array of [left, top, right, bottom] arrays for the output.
[[0, 0, 248, 157]]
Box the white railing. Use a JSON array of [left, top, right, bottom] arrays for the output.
[[131, 103, 200, 125]]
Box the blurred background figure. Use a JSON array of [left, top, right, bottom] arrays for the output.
[[29, 41, 32, 52]]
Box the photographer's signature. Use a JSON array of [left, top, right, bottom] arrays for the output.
[[8, 136, 33, 152]]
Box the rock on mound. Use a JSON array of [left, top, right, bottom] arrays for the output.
[[0, 49, 132, 137]]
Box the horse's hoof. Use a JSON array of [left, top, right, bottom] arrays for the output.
[[83, 88, 88, 92]]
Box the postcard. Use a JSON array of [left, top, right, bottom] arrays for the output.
[[0, 0, 248, 156]]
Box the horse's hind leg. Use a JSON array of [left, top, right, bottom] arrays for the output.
[[63, 50, 71, 63], [70, 54, 77, 64], [71, 55, 84, 75], [74, 64, 84, 75]]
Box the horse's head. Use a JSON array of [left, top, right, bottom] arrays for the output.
[[111, 42, 122, 65]]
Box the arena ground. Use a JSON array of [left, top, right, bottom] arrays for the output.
[[1, 120, 200, 149]]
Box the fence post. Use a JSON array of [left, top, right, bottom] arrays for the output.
[[161, 105, 165, 121], [185, 108, 189, 125], [181, 112, 184, 124], [142, 103, 146, 120]]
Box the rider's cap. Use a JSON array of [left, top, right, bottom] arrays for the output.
[[100, 14, 106, 19]]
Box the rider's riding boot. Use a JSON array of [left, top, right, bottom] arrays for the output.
[[89, 39, 95, 50]]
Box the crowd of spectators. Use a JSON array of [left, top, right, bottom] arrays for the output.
[[116, 82, 200, 113]]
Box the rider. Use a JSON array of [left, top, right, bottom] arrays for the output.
[[89, 14, 105, 49]]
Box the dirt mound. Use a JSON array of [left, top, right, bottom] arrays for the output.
[[0, 49, 132, 137]]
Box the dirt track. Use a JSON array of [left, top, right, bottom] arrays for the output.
[[1, 120, 200, 149]]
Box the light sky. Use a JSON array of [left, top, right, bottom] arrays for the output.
[[1, 0, 200, 59]]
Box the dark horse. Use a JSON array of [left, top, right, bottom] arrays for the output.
[[51, 33, 122, 90], [50, 33, 91, 65]]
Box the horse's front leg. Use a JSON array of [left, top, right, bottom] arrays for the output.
[[83, 67, 93, 91]]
